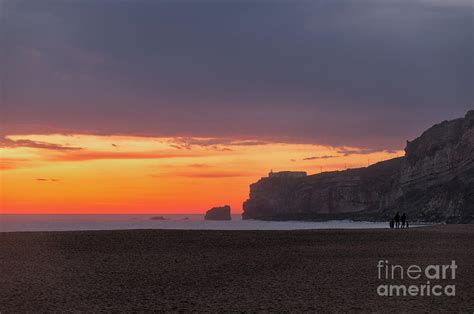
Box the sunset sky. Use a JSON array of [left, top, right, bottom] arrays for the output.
[[1, 0, 472, 214]]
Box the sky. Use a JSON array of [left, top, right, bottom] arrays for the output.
[[0, 0, 473, 214]]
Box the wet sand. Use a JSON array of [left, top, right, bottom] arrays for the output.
[[1, 225, 473, 311]]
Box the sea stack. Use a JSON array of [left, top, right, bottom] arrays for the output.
[[205, 205, 232, 220]]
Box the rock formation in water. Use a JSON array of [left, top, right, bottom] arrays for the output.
[[243, 111, 474, 223], [150, 216, 166, 220], [205, 205, 232, 220]]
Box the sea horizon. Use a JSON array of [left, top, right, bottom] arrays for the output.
[[0, 213, 404, 233]]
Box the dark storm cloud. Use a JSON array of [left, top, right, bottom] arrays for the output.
[[1, 0, 472, 150]]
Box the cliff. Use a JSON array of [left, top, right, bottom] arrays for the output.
[[243, 111, 474, 223]]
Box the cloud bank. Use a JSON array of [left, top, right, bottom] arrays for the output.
[[1, 0, 472, 151]]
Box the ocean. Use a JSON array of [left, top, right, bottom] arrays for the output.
[[0, 214, 402, 232]]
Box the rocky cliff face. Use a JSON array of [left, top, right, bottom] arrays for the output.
[[243, 111, 474, 223], [398, 111, 474, 222]]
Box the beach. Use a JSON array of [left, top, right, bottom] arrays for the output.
[[1, 225, 473, 311]]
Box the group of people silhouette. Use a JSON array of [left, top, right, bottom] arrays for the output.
[[389, 212, 408, 229]]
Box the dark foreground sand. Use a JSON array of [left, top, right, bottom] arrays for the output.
[[1, 225, 474, 312]]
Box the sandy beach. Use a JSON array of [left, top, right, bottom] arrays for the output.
[[1, 225, 473, 312]]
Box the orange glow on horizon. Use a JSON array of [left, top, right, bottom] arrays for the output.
[[0, 134, 404, 214]]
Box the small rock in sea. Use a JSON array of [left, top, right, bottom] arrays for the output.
[[205, 205, 232, 220], [150, 216, 166, 220]]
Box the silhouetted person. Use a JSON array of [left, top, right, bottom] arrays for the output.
[[401, 213, 407, 229], [389, 219, 394, 229], [394, 212, 400, 229], [406, 221, 409, 228]]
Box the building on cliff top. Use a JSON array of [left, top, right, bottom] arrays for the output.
[[268, 170, 307, 179]]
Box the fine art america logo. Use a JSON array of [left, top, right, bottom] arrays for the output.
[[377, 260, 457, 297]]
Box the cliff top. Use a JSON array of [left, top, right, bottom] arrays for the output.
[[405, 110, 473, 162]]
